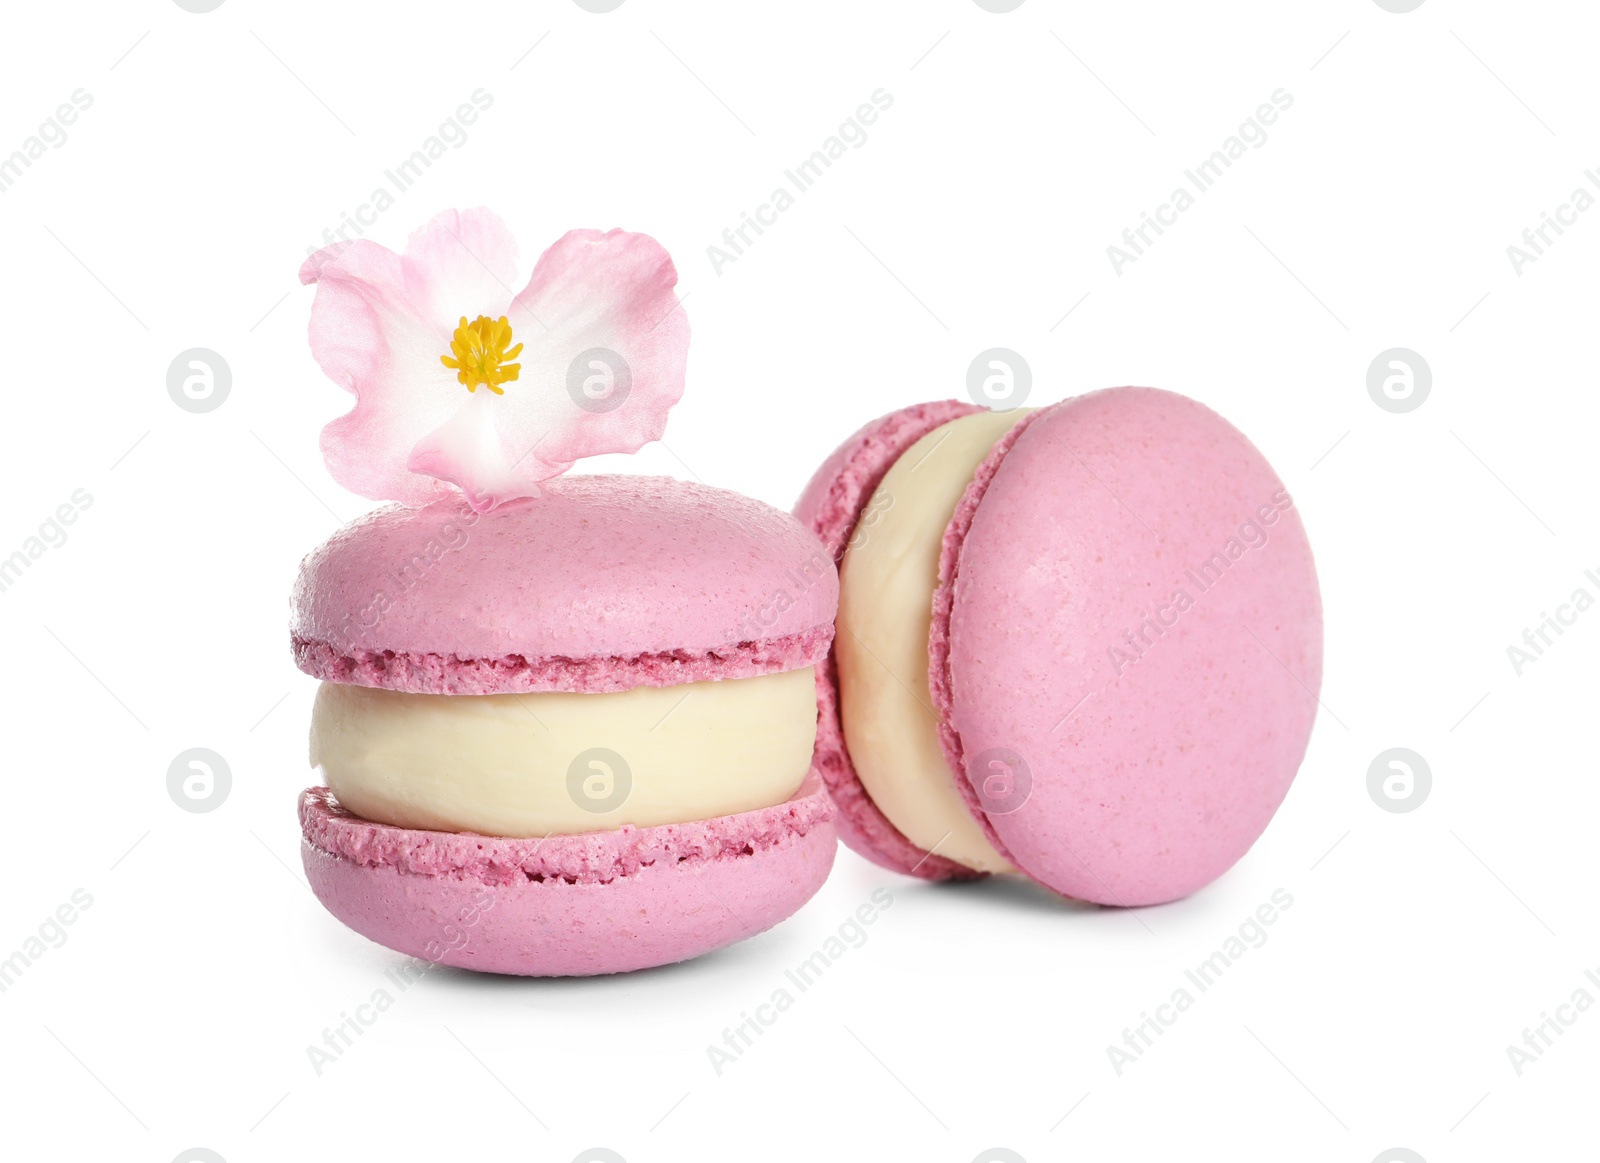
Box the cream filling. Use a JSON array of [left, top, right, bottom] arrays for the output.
[[836, 409, 1030, 873], [310, 668, 817, 837]]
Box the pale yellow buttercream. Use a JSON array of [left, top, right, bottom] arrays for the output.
[[835, 410, 1029, 873], [311, 668, 817, 836]]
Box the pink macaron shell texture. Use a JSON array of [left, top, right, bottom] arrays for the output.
[[300, 772, 837, 976], [933, 388, 1323, 906], [794, 400, 982, 881], [292, 475, 837, 694]]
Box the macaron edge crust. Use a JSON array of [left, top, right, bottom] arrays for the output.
[[928, 404, 1047, 870], [292, 624, 833, 696]]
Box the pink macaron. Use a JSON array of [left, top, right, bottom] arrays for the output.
[[292, 474, 839, 976], [797, 388, 1323, 906]]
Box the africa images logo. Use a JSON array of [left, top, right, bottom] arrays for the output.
[[1106, 490, 1296, 676]]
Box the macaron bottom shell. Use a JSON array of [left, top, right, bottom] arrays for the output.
[[299, 772, 837, 977]]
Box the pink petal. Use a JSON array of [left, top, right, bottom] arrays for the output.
[[491, 229, 688, 480], [400, 208, 520, 332], [408, 390, 540, 512], [302, 239, 459, 507]]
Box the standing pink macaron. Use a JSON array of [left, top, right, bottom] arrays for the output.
[[289, 210, 837, 974], [294, 477, 839, 975], [797, 388, 1323, 907]]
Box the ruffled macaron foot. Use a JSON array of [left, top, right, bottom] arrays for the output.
[[299, 773, 836, 977]]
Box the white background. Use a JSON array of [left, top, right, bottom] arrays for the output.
[[0, 1, 1594, 1161]]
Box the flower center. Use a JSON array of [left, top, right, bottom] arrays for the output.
[[440, 315, 523, 394]]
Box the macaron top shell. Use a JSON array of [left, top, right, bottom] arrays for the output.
[[931, 388, 1323, 905], [293, 474, 837, 695]]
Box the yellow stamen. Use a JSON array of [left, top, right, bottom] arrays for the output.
[[440, 314, 522, 394]]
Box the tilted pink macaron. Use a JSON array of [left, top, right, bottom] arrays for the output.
[[293, 474, 839, 975], [797, 387, 1323, 906]]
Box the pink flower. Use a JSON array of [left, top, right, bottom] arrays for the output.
[[299, 208, 689, 512]]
